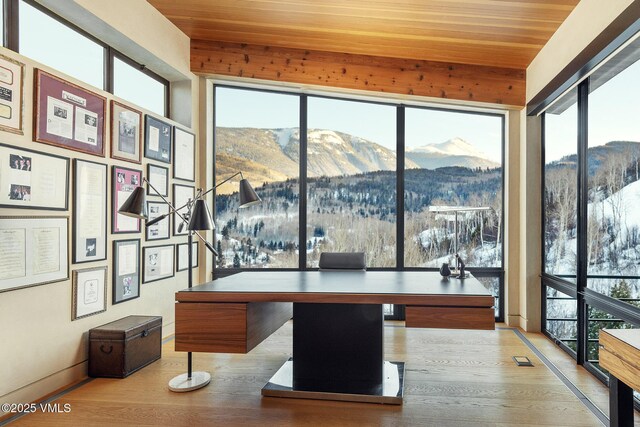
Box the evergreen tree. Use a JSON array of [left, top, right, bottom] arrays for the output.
[[233, 253, 241, 268]]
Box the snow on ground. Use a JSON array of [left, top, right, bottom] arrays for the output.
[[588, 178, 640, 243]]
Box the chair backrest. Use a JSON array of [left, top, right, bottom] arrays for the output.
[[318, 252, 366, 271]]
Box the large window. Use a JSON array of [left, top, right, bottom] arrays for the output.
[[404, 108, 503, 269], [543, 89, 578, 281], [113, 56, 166, 117], [19, 0, 104, 89], [587, 56, 640, 307], [213, 85, 506, 320], [540, 30, 640, 396], [307, 97, 396, 268], [214, 87, 300, 268], [16, 1, 168, 116]]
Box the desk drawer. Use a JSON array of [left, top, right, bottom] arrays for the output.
[[600, 330, 640, 391], [176, 302, 292, 353], [405, 306, 494, 330]]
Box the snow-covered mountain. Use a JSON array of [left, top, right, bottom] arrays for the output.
[[406, 137, 500, 170], [410, 137, 486, 157], [215, 128, 499, 190]]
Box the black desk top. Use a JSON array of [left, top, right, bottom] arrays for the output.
[[177, 271, 492, 305]]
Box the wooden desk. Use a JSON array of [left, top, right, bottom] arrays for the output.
[[599, 329, 640, 427], [175, 271, 494, 403]]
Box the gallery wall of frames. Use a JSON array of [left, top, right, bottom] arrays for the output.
[[0, 0, 198, 407], [0, 48, 197, 321]]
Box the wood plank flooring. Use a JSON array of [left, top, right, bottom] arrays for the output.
[[9, 322, 605, 426]]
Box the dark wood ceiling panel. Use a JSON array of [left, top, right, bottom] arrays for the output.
[[149, 0, 579, 69]]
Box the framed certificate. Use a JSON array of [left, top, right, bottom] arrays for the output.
[[112, 239, 140, 304], [143, 244, 175, 284], [177, 242, 198, 272], [72, 266, 107, 320], [110, 100, 142, 163], [0, 143, 69, 210], [173, 184, 194, 236], [73, 159, 107, 263], [147, 163, 168, 197], [173, 127, 195, 182], [144, 115, 171, 164], [0, 54, 25, 134], [0, 216, 68, 292], [146, 201, 170, 241], [112, 165, 142, 234], [34, 69, 106, 157]]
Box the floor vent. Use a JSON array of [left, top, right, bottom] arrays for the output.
[[512, 356, 534, 366]]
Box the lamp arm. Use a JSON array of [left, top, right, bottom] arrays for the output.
[[199, 171, 243, 199], [142, 178, 218, 257], [143, 177, 193, 227]]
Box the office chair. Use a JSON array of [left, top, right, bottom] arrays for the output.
[[318, 252, 366, 271]]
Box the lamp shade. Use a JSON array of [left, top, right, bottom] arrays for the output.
[[188, 199, 215, 231], [238, 179, 261, 208], [118, 186, 148, 219]]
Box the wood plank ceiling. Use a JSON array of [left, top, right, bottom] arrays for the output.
[[148, 0, 579, 69]]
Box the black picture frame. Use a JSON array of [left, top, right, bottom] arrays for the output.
[[143, 115, 172, 164], [176, 242, 199, 272], [173, 127, 195, 182], [146, 201, 170, 241], [172, 183, 195, 236], [0, 143, 69, 210], [73, 159, 107, 264], [112, 239, 140, 304], [142, 244, 175, 284], [147, 163, 169, 197]]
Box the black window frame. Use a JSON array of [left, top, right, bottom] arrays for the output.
[[538, 20, 640, 403], [7, 0, 169, 117], [212, 84, 506, 322]]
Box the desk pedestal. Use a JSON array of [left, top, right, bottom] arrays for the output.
[[262, 303, 404, 404]]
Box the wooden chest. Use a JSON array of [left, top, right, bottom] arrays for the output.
[[89, 315, 162, 378]]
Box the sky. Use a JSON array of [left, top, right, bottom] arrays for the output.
[[216, 87, 504, 163], [544, 57, 640, 162]]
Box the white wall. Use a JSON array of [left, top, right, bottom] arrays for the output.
[[0, 1, 200, 413]]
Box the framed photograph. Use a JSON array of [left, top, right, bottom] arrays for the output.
[[0, 54, 25, 134], [144, 115, 171, 164], [146, 201, 170, 241], [112, 165, 142, 234], [173, 184, 194, 236], [113, 239, 140, 304], [72, 266, 107, 320], [173, 127, 195, 182], [33, 69, 106, 157], [0, 143, 69, 210], [0, 216, 68, 292], [73, 159, 107, 263], [147, 163, 168, 197], [177, 242, 198, 272], [110, 100, 142, 163], [143, 244, 175, 284]]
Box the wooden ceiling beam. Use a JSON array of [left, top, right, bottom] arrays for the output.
[[192, 40, 525, 107]]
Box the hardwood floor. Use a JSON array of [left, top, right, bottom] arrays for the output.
[[9, 322, 606, 426]]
